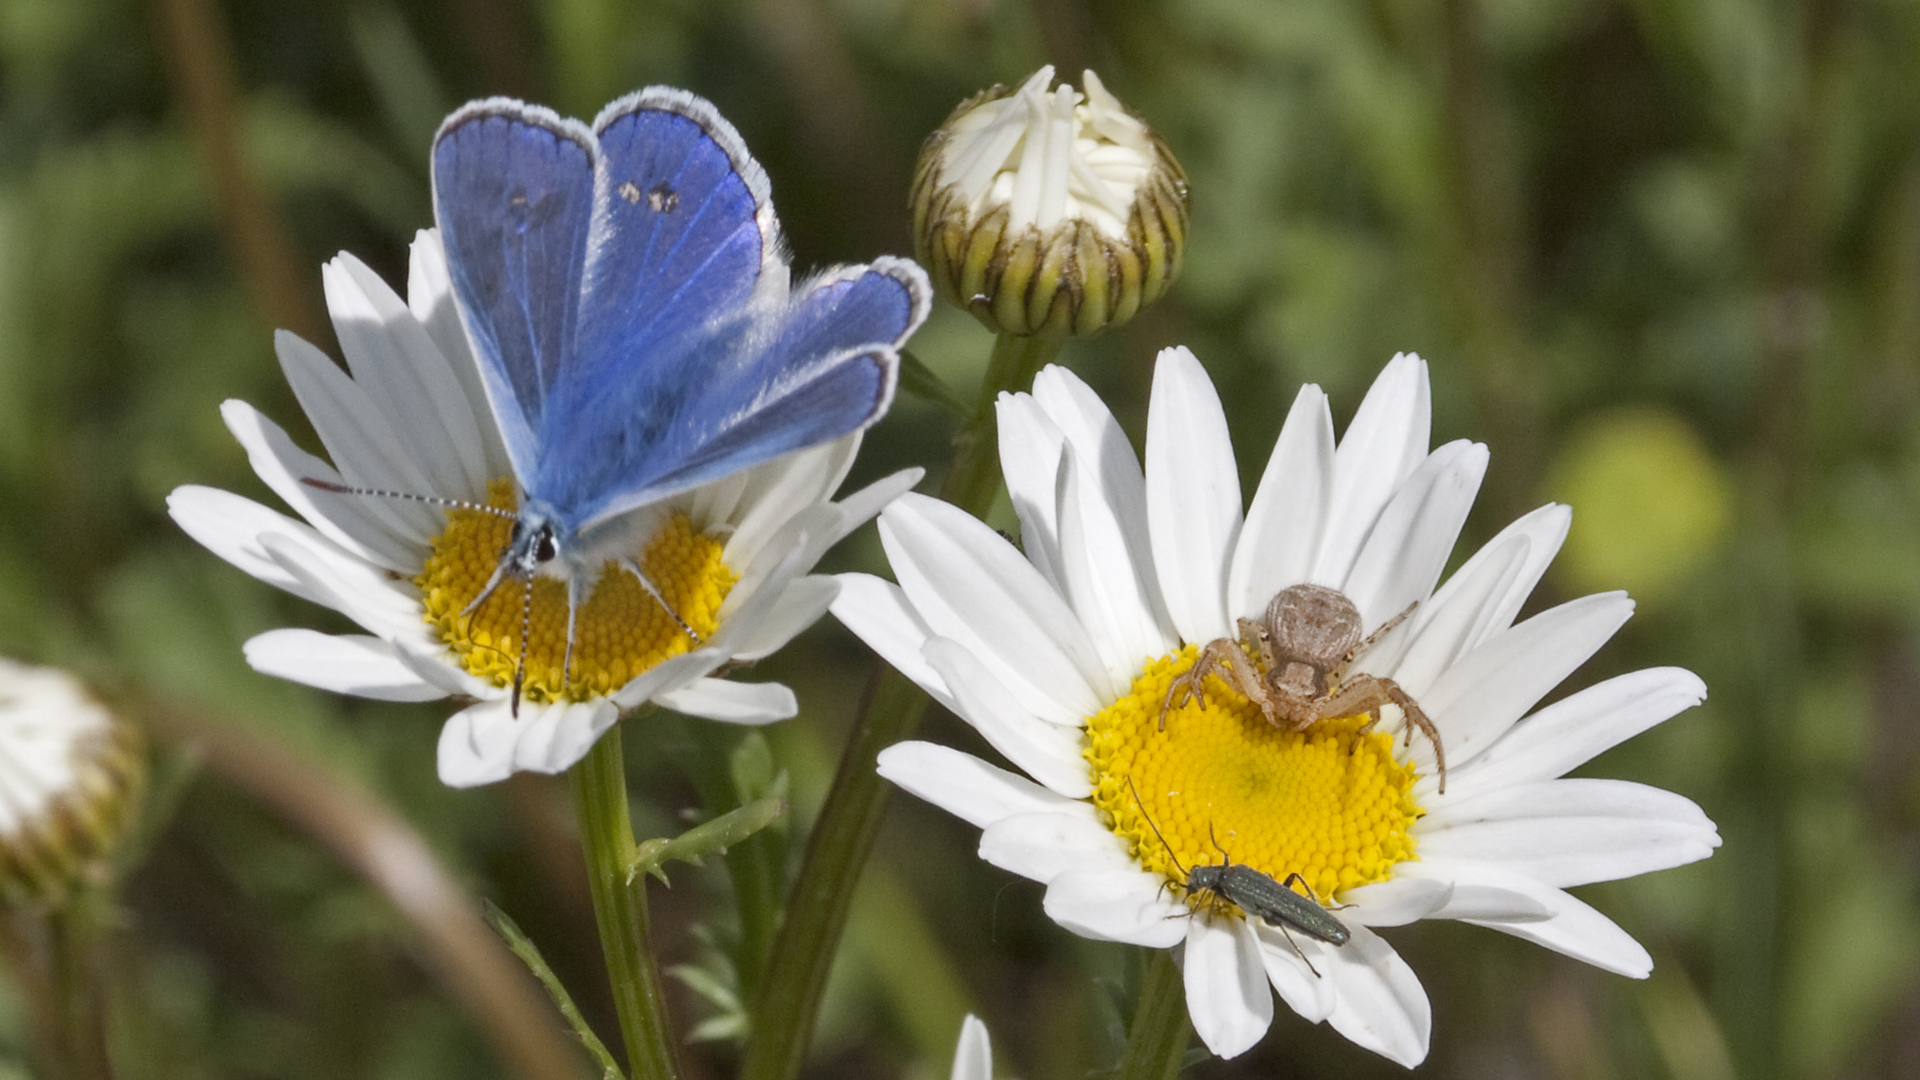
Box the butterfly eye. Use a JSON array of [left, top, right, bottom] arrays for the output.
[[534, 527, 558, 563]]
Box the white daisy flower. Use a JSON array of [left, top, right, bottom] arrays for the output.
[[0, 657, 145, 906], [170, 233, 921, 787], [836, 348, 1720, 1065]]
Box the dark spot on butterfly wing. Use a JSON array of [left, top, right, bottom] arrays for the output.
[[648, 182, 678, 212]]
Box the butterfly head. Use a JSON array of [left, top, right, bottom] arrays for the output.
[[503, 506, 564, 580]]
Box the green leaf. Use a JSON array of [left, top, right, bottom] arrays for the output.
[[481, 900, 625, 1080], [898, 349, 971, 417], [629, 796, 788, 885]]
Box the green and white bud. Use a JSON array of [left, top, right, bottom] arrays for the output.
[[0, 659, 145, 908], [911, 66, 1189, 337]]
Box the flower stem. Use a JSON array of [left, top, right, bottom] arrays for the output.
[[44, 903, 112, 1080], [570, 724, 681, 1080], [739, 329, 1062, 1080], [1117, 950, 1193, 1080], [942, 331, 1067, 509]]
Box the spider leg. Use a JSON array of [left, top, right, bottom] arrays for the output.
[[1321, 673, 1449, 792], [1160, 638, 1251, 729], [1343, 599, 1418, 666]]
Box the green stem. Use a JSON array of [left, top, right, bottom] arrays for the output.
[[47, 904, 112, 1080], [1116, 950, 1192, 1080], [941, 332, 1067, 509], [739, 329, 1063, 1080], [570, 725, 680, 1080]]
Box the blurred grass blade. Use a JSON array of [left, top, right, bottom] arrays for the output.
[[484, 900, 626, 1080]]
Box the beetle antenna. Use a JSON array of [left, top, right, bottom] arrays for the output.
[[1126, 776, 1189, 880]]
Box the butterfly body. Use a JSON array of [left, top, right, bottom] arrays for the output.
[[426, 89, 930, 697]]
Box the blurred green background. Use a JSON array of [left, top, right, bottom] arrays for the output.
[[0, 0, 1914, 1077]]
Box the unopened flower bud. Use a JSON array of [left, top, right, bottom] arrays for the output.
[[0, 659, 145, 907], [911, 66, 1189, 337]]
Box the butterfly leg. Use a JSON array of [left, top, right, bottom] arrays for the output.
[[562, 575, 590, 691], [509, 576, 534, 719], [619, 557, 702, 644]]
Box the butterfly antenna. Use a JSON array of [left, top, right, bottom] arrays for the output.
[[301, 478, 515, 518], [619, 556, 702, 644]]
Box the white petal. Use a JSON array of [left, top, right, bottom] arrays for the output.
[[721, 435, 865, 571], [1448, 667, 1707, 793], [1391, 862, 1555, 922], [513, 700, 620, 776], [997, 392, 1069, 595], [391, 638, 497, 700], [1145, 347, 1242, 644], [243, 629, 444, 702], [221, 400, 421, 571], [719, 508, 836, 621], [876, 742, 1083, 830], [437, 698, 616, 787], [1182, 916, 1273, 1058], [950, 1015, 991, 1080], [1417, 592, 1635, 775], [1055, 442, 1173, 696], [273, 329, 442, 543], [437, 701, 520, 787], [1431, 862, 1654, 976], [829, 574, 956, 711], [1419, 779, 1720, 887], [1228, 383, 1333, 622], [1311, 353, 1431, 586], [880, 495, 1105, 722], [1042, 868, 1188, 947], [1250, 920, 1336, 1022], [1320, 923, 1432, 1067], [1364, 505, 1569, 688], [1339, 440, 1487, 630], [610, 648, 728, 711], [978, 810, 1132, 884], [324, 254, 491, 498], [924, 639, 1092, 797], [654, 678, 796, 725], [257, 532, 422, 639], [168, 486, 330, 604], [1029, 365, 1158, 607], [729, 576, 839, 662], [406, 229, 509, 478], [1335, 877, 1454, 927]]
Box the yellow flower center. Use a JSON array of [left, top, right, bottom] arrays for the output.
[[415, 479, 737, 704], [1085, 645, 1423, 914]]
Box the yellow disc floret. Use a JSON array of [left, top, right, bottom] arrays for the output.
[[1086, 645, 1423, 912], [415, 479, 737, 704]]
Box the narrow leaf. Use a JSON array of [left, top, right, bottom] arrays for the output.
[[482, 899, 625, 1080]]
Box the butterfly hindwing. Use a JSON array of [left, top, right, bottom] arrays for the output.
[[561, 257, 930, 529], [431, 101, 597, 481]]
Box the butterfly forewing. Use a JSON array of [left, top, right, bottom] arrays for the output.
[[431, 89, 931, 541], [572, 91, 775, 383], [431, 102, 597, 482]]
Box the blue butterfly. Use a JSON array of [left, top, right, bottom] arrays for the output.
[[319, 89, 929, 705]]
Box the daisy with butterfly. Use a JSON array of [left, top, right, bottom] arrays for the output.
[[170, 89, 930, 788]]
